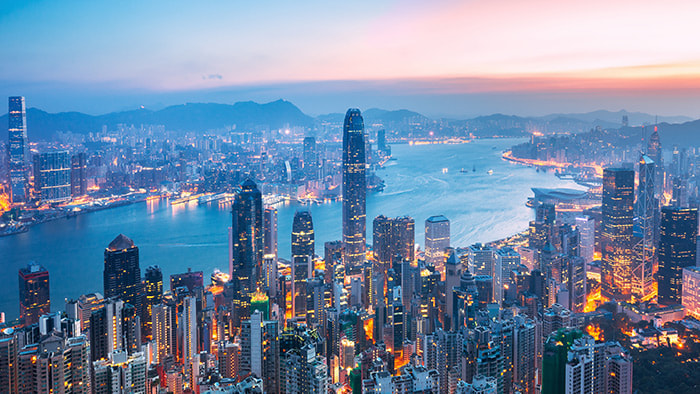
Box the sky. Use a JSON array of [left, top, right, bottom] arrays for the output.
[[2, 0, 700, 117]]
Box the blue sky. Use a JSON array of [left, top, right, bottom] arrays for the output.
[[2, 0, 700, 117]]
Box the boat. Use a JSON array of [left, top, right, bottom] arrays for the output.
[[487, 169, 494, 175], [473, 164, 476, 172]]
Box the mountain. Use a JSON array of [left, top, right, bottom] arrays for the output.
[[317, 108, 429, 125], [538, 110, 692, 126], [0, 99, 313, 140]]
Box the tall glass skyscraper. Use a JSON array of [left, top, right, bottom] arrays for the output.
[[291, 210, 314, 318], [658, 207, 698, 305], [8, 96, 28, 203], [632, 155, 656, 299], [342, 108, 366, 267], [231, 178, 263, 323], [33, 150, 72, 203], [103, 234, 142, 317], [425, 215, 451, 268], [601, 168, 635, 301]]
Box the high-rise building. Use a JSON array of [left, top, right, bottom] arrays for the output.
[[104, 234, 142, 316], [231, 178, 264, 324], [303, 136, 318, 180], [645, 126, 663, 196], [468, 243, 495, 277], [292, 210, 314, 319], [373, 215, 415, 268], [575, 216, 595, 264], [143, 266, 163, 339], [33, 150, 71, 203], [631, 154, 656, 299], [0, 332, 18, 393], [8, 96, 29, 204], [181, 296, 198, 368], [18, 261, 50, 326], [152, 303, 174, 364], [240, 310, 280, 393], [70, 152, 88, 197], [169, 268, 203, 293], [425, 215, 450, 269], [342, 108, 366, 267], [600, 168, 635, 301], [263, 206, 278, 260], [495, 247, 520, 305], [90, 299, 125, 362], [682, 266, 700, 319], [512, 315, 537, 394], [658, 207, 698, 305]]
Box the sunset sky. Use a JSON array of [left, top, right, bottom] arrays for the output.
[[2, 0, 700, 117]]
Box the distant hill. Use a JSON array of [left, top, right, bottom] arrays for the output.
[[317, 108, 429, 126], [537, 110, 691, 126], [0, 99, 313, 140]]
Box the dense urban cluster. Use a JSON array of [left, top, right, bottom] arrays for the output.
[[2, 98, 700, 394]]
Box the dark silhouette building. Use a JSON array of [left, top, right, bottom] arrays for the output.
[[170, 268, 203, 293], [291, 210, 314, 318], [600, 168, 635, 301], [372, 215, 415, 269], [658, 207, 698, 305], [18, 261, 50, 326], [231, 178, 263, 323], [103, 234, 142, 317], [303, 136, 317, 180], [342, 108, 366, 267], [70, 152, 88, 197]]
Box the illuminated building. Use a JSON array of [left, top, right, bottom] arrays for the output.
[[231, 178, 264, 324], [8, 96, 29, 204], [92, 350, 147, 394], [423, 329, 463, 393], [682, 266, 700, 319], [0, 333, 18, 393], [33, 150, 71, 203], [303, 136, 318, 180], [529, 220, 550, 251], [240, 310, 280, 393], [143, 265, 162, 339], [70, 152, 88, 197], [542, 304, 571, 342], [262, 254, 277, 298], [373, 215, 415, 268], [646, 126, 663, 197], [468, 243, 495, 277], [152, 303, 174, 365], [263, 206, 278, 260], [564, 338, 632, 394], [452, 270, 479, 329], [630, 154, 656, 300], [513, 315, 537, 394], [425, 215, 450, 269], [18, 261, 50, 326], [219, 341, 240, 379], [445, 248, 462, 328], [90, 299, 126, 362], [363, 365, 439, 393], [104, 234, 142, 318], [250, 289, 270, 320], [342, 108, 367, 267], [601, 168, 635, 301], [169, 268, 203, 293], [495, 247, 520, 305], [658, 207, 698, 305], [565, 256, 587, 313], [541, 329, 583, 394], [575, 216, 595, 264], [181, 296, 197, 367], [456, 375, 497, 394], [305, 277, 325, 328], [292, 209, 314, 319]]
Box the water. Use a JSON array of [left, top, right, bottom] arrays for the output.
[[0, 138, 584, 320]]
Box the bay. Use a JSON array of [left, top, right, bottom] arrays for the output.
[[0, 138, 584, 320]]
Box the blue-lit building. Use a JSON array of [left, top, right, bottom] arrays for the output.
[[33, 150, 71, 203], [8, 96, 29, 203], [342, 108, 366, 267]]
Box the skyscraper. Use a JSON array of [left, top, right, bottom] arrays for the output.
[[152, 303, 174, 364], [600, 168, 635, 301], [33, 150, 72, 203], [170, 268, 203, 293], [292, 210, 314, 318], [373, 215, 415, 268], [575, 216, 595, 264], [632, 155, 656, 299], [425, 215, 450, 269], [240, 310, 280, 393], [181, 296, 198, 368], [342, 108, 366, 267], [8, 96, 28, 204], [18, 261, 50, 326], [263, 206, 278, 260], [303, 136, 318, 180], [231, 178, 264, 323], [70, 152, 88, 197], [658, 207, 698, 305], [646, 126, 663, 197], [143, 266, 163, 339], [104, 234, 142, 316]]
